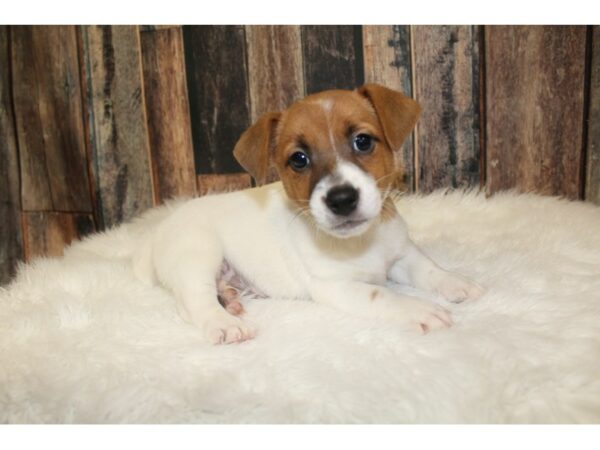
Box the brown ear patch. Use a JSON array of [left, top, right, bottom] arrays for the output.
[[357, 83, 421, 153], [233, 112, 281, 185]]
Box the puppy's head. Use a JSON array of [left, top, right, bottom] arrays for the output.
[[234, 84, 420, 238]]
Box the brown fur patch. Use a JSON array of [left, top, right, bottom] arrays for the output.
[[233, 85, 420, 216], [272, 89, 402, 207], [370, 289, 380, 301]]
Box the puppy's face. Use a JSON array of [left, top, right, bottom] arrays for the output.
[[234, 84, 421, 238], [274, 91, 395, 237]]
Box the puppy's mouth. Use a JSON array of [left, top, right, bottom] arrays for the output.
[[332, 217, 369, 232], [323, 216, 373, 238]]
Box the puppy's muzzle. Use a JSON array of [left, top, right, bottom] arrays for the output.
[[325, 185, 359, 216]]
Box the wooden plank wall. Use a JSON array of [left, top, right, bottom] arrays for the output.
[[412, 26, 482, 192], [587, 26, 600, 204], [140, 26, 197, 202], [81, 25, 154, 228], [0, 26, 23, 285], [485, 26, 587, 199], [0, 25, 598, 284]]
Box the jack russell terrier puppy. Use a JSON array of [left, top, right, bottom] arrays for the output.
[[132, 83, 485, 344]]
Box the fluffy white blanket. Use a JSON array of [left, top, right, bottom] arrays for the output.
[[1, 190, 600, 424]]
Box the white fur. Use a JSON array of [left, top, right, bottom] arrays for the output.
[[124, 182, 473, 342], [1, 190, 600, 423], [309, 161, 383, 237], [318, 98, 334, 113]]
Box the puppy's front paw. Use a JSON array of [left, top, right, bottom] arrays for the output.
[[203, 311, 256, 345], [435, 272, 485, 303], [396, 298, 453, 333], [410, 303, 453, 334]]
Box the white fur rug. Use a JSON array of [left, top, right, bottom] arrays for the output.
[[1, 190, 600, 424]]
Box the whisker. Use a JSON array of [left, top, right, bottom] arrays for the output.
[[287, 206, 312, 227]]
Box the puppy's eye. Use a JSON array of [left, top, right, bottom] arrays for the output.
[[352, 134, 374, 153], [288, 151, 310, 171]]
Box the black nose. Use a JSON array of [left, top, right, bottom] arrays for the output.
[[325, 185, 359, 216]]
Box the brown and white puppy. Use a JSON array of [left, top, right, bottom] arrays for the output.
[[132, 84, 485, 344]]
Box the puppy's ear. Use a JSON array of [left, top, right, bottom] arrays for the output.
[[233, 112, 281, 185], [357, 83, 421, 152]]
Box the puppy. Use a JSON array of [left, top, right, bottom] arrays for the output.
[[132, 83, 484, 344]]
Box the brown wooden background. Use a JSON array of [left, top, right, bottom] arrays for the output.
[[1, 25, 599, 284]]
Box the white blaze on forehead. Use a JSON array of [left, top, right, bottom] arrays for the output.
[[317, 98, 337, 151], [319, 98, 334, 113]]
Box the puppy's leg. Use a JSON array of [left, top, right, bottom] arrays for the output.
[[217, 279, 245, 316], [310, 280, 452, 333], [153, 228, 255, 344], [389, 241, 485, 303], [216, 260, 245, 316]]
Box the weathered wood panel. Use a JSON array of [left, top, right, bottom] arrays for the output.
[[363, 25, 415, 191], [139, 26, 180, 32], [586, 26, 600, 204], [140, 26, 196, 202], [0, 26, 23, 284], [183, 26, 251, 174], [22, 212, 95, 260], [245, 25, 305, 121], [11, 25, 92, 212], [301, 25, 364, 94], [197, 173, 252, 196], [486, 26, 587, 199], [412, 25, 481, 193], [81, 25, 155, 228]]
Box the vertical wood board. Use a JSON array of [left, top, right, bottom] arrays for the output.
[[586, 26, 600, 204], [0, 26, 24, 284], [412, 25, 482, 193], [485, 26, 587, 199], [301, 25, 364, 94], [245, 25, 305, 121], [140, 26, 196, 202], [82, 25, 154, 228], [183, 25, 251, 174], [11, 25, 92, 211]]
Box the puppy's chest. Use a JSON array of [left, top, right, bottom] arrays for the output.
[[223, 220, 399, 298], [291, 224, 403, 285], [297, 241, 394, 284]]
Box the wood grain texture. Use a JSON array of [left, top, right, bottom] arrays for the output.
[[140, 26, 196, 202], [486, 26, 587, 199], [11, 26, 92, 212], [412, 25, 481, 193], [82, 25, 154, 228], [363, 25, 415, 191], [139, 26, 180, 32], [586, 26, 600, 204], [0, 26, 24, 284], [183, 26, 251, 174], [301, 25, 364, 94], [22, 211, 95, 260], [197, 173, 252, 196], [245, 25, 304, 121]]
